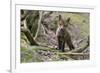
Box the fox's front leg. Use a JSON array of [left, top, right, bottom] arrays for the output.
[[61, 41, 65, 52], [57, 36, 62, 50]]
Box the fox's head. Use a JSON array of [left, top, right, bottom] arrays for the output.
[[58, 15, 71, 28]]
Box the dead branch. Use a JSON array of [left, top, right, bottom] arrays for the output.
[[34, 11, 43, 40], [57, 52, 89, 56]]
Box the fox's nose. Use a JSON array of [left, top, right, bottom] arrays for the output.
[[60, 28, 64, 32]]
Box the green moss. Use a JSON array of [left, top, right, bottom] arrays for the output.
[[21, 47, 27, 52]]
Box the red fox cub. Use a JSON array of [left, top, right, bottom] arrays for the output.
[[56, 15, 75, 52]]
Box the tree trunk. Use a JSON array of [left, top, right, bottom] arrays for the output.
[[21, 28, 38, 45]]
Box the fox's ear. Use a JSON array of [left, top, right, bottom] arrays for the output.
[[66, 17, 71, 23]]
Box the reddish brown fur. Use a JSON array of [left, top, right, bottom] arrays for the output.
[[56, 15, 75, 52]]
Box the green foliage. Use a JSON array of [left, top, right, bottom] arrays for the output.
[[21, 48, 33, 63]]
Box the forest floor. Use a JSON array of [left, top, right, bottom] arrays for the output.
[[21, 45, 89, 63]]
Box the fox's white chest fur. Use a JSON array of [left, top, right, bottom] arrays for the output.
[[56, 25, 70, 39]]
